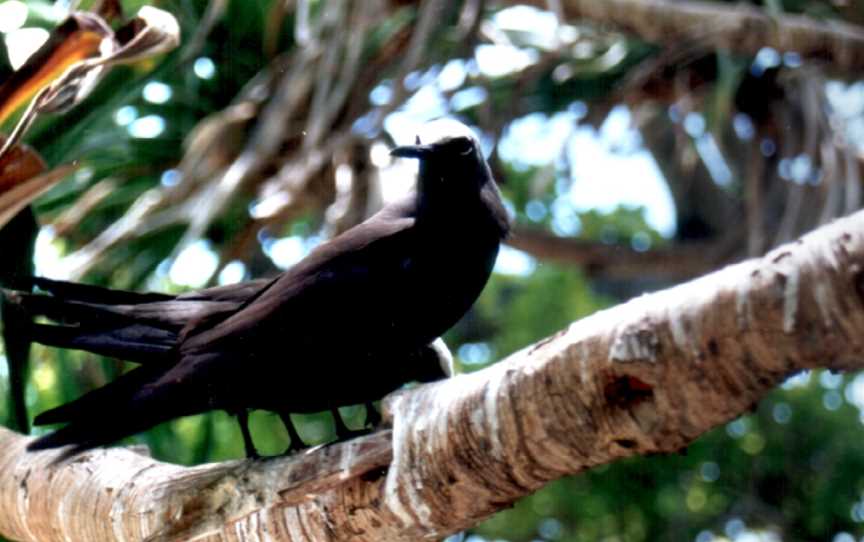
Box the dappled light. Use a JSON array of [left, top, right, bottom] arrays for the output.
[[0, 0, 863, 540]]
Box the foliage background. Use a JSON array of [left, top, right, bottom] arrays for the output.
[[1, 0, 864, 541]]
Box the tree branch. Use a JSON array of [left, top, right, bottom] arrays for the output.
[[515, 0, 864, 73], [2, 210, 864, 541], [508, 226, 738, 280]]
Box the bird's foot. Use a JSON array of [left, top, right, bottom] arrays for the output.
[[245, 448, 260, 460], [363, 401, 381, 428], [279, 412, 308, 455], [283, 438, 307, 455], [330, 407, 376, 443], [234, 409, 261, 459]]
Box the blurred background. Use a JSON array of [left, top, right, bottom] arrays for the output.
[[1, 0, 864, 540]]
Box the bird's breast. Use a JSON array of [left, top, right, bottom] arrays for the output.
[[385, 228, 499, 345]]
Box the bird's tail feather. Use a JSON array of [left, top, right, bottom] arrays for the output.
[[28, 364, 199, 452], [2, 286, 192, 363], [29, 323, 174, 363], [29, 276, 173, 304], [33, 364, 166, 425], [3, 278, 256, 365], [6, 288, 190, 329]]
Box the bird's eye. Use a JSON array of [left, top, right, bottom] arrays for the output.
[[453, 137, 473, 156]]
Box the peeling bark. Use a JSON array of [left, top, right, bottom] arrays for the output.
[[1, 210, 864, 541]]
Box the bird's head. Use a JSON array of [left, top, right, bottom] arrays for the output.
[[390, 120, 486, 191], [390, 119, 510, 236]]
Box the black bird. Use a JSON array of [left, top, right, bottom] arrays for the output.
[[12, 122, 510, 457], [10, 276, 453, 455]]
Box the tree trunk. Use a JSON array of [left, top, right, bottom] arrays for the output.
[[1, 209, 863, 542]]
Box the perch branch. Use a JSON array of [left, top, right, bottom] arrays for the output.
[[1, 210, 863, 541]]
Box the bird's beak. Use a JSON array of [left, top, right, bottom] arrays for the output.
[[390, 144, 434, 159]]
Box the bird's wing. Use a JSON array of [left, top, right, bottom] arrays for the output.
[[31, 276, 174, 304], [28, 322, 178, 363], [176, 277, 272, 303], [179, 209, 417, 354], [6, 277, 274, 364], [26, 276, 273, 327]]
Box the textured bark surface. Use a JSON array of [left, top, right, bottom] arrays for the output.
[[0, 210, 863, 541], [516, 0, 864, 72]]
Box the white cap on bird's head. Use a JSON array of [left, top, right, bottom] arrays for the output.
[[413, 118, 479, 146], [390, 119, 482, 160]]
